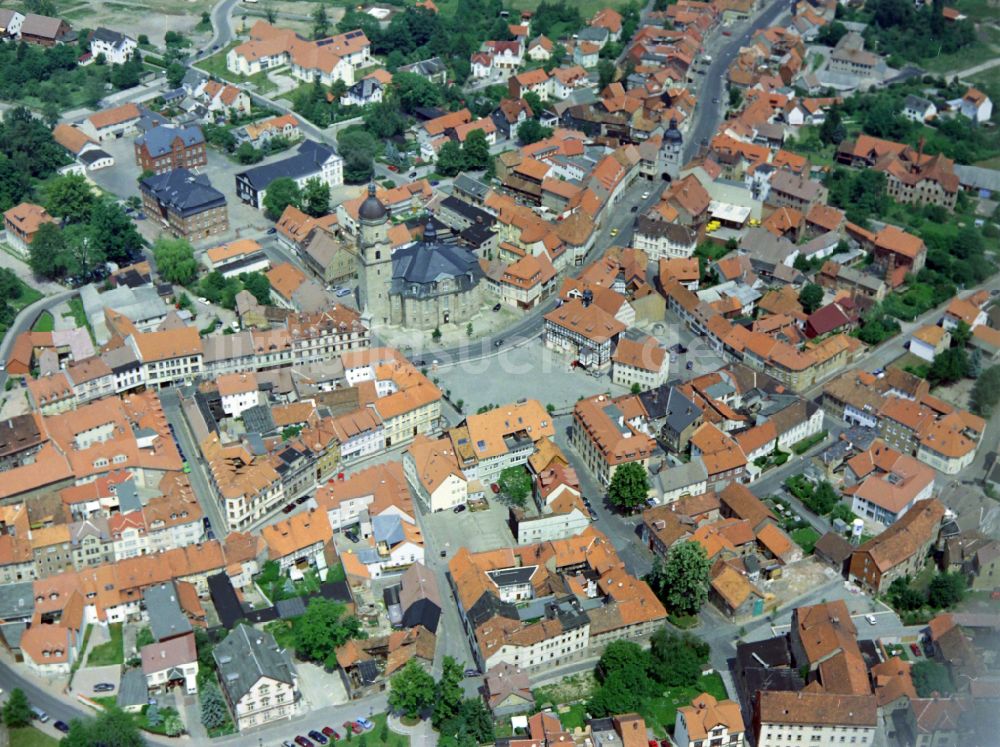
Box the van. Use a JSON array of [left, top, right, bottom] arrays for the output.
[[31, 706, 49, 723]]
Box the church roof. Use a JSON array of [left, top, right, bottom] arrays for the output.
[[390, 223, 483, 299]]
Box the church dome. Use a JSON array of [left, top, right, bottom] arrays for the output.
[[358, 183, 387, 223], [664, 117, 683, 144]]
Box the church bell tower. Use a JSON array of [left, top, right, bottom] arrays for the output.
[[356, 183, 391, 326]]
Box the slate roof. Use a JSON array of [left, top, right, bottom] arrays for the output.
[[390, 225, 483, 298], [143, 582, 193, 642], [214, 624, 296, 702], [237, 140, 337, 191], [136, 124, 205, 157], [91, 27, 132, 46], [79, 149, 112, 166], [140, 169, 225, 218]]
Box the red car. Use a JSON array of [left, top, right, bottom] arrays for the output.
[[722, 29, 732, 35], [322, 727, 340, 740], [910, 643, 922, 657], [387, 165, 398, 172], [343, 722, 364, 735], [648, 741, 658, 747], [490, 483, 500, 494]]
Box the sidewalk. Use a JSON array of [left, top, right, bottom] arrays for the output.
[[387, 714, 437, 747]]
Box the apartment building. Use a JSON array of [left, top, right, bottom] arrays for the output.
[[3, 202, 56, 259], [89, 27, 136, 64], [754, 692, 877, 747], [843, 442, 934, 527], [214, 624, 299, 731], [571, 393, 655, 487], [127, 327, 204, 388], [134, 125, 207, 175], [139, 169, 229, 240], [611, 337, 669, 390]]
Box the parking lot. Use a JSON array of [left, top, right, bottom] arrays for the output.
[[418, 497, 514, 556]]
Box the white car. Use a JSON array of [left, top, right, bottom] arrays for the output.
[[197, 297, 208, 304], [641, 191, 650, 199], [865, 614, 877, 625]]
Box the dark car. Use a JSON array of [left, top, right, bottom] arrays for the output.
[[408, 171, 418, 178], [492, 303, 502, 312], [630, 205, 639, 212], [93, 683, 115, 692], [494, 338, 503, 348], [295, 494, 310, 505], [309, 730, 328, 744], [453, 504, 466, 513], [464, 668, 480, 677], [54, 721, 70, 733], [322, 727, 340, 740], [282, 503, 296, 513], [206, 529, 216, 540], [203, 517, 212, 528], [267, 227, 277, 234], [712, 97, 719, 103], [294, 737, 313, 747], [686, 361, 694, 370], [345, 530, 359, 543]]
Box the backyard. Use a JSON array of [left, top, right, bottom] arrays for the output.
[[644, 673, 728, 738], [8, 728, 58, 747], [86, 623, 124, 667]]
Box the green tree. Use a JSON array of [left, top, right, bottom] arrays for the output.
[[0, 268, 21, 301], [912, 660, 954, 697], [806, 480, 838, 515], [338, 129, 378, 184], [523, 90, 543, 118], [648, 541, 710, 616], [28, 222, 71, 279], [588, 641, 654, 717], [293, 599, 364, 666], [461, 128, 491, 171], [3, 688, 31, 727], [928, 571, 966, 609], [59, 706, 146, 747], [436, 140, 465, 177], [517, 118, 553, 145], [388, 658, 436, 719], [166, 61, 186, 88], [87, 199, 141, 265], [597, 59, 616, 90], [438, 697, 495, 747], [607, 461, 649, 512], [829, 502, 856, 524], [928, 347, 969, 387], [432, 656, 464, 729], [363, 101, 407, 139], [200, 681, 228, 730], [819, 106, 846, 145], [164, 713, 184, 736], [262, 177, 302, 220], [497, 466, 531, 507], [240, 272, 271, 305], [153, 237, 198, 285], [649, 628, 709, 687], [44, 173, 96, 223], [235, 142, 263, 165], [798, 282, 824, 314], [146, 703, 162, 727], [391, 71, 443, 114], [951, 320, 971, 348], [728, 86, 743, 109], [970, 365, 1000, 416], [302, 177, 330, 217]]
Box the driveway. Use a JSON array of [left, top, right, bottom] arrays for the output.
[[71, 665, 121, 697]]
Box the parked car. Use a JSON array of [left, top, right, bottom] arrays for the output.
[[630, 205, 639, 212], [494, 338, 503, 348], [387, 164, 398, 172], [464, 668, 480, 677], [335, 288, 352, 297], [31, 707, 48, 723], [321, 727, 340, 740], [294, 736, 313, 747], [408, 171, 418, 178], [309, 730, 328, 744], [283, 741, 296, 747], [686, 361, 694, 370], [343, 722, 364, 735], [490, 483, 500, 494], [492, 303, 502, 312], [865, 614, 877, 625], [267, 227, 277, 234], [282, 503, 295, 513], [345, 530, 359, 543], [54, 721, 70, 733], [356, 718, 374, 731], [295, 494, 310, 505], [910, 643, 922, 657], [641, 192, 650, 199], [93, 683, 115, 692], [453, 504, 466, 513]]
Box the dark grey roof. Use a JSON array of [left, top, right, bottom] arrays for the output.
[[91, 27, 132, 46], [208, 572, 244, 630], [118, 668, 148, 708], [665, 387, 701, 433], [0, 582, 34, 621], [237, 140, 337, 191], [137, 124, 205, 157], [346, 77, 382, 100], [275, 597, 307, 619], [398, 57, 447, 77], [242, 404, 275, 435], [358, 182, 387, 223], [390, 224, 483, 298], [143, 582, 193, 642], [576, 26, 609, 43], [214, 624, 296, 702], [903, 94, 933, 112], [441, 195, 494, 225], [79, 148, 112, 165], [452, 174, 490, 201], [954, 164, 1000, 192], [664, 117, 682, 144], [487, 566, 536, 586], [140, 169, 225, 218]]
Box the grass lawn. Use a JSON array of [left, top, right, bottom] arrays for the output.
[[369, 713, 409, 747], [559, 703, 588, 730], [31, 311, 54, 333], [9, 728, 59, 747], [326, 561, 346, 583], [195, 43, 278, 95], [792, 526, 821, 554], [86, 622, 124, 666], [668, 613, 700, 630], [12, 280, 43, 313], [643, 673, 728, 738], [919, 40, 998, 73], [92, 695, 118, 709], [503, 0, 632, 18]]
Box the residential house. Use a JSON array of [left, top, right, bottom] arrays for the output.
[[675, 692, 746, 747], [611, 337, 669, 390], [141, 632, 198, 694], [89, 27, 136, 64], [134, 125, 207, 175], [848, 498, 945, 594], [843, 442, 935, 526], [139, 169, 229, 240], [236, 141, 343, 210], [571, 393, 655, 486], [3, 202, 56, 259], [213, 624, 298, 731]]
